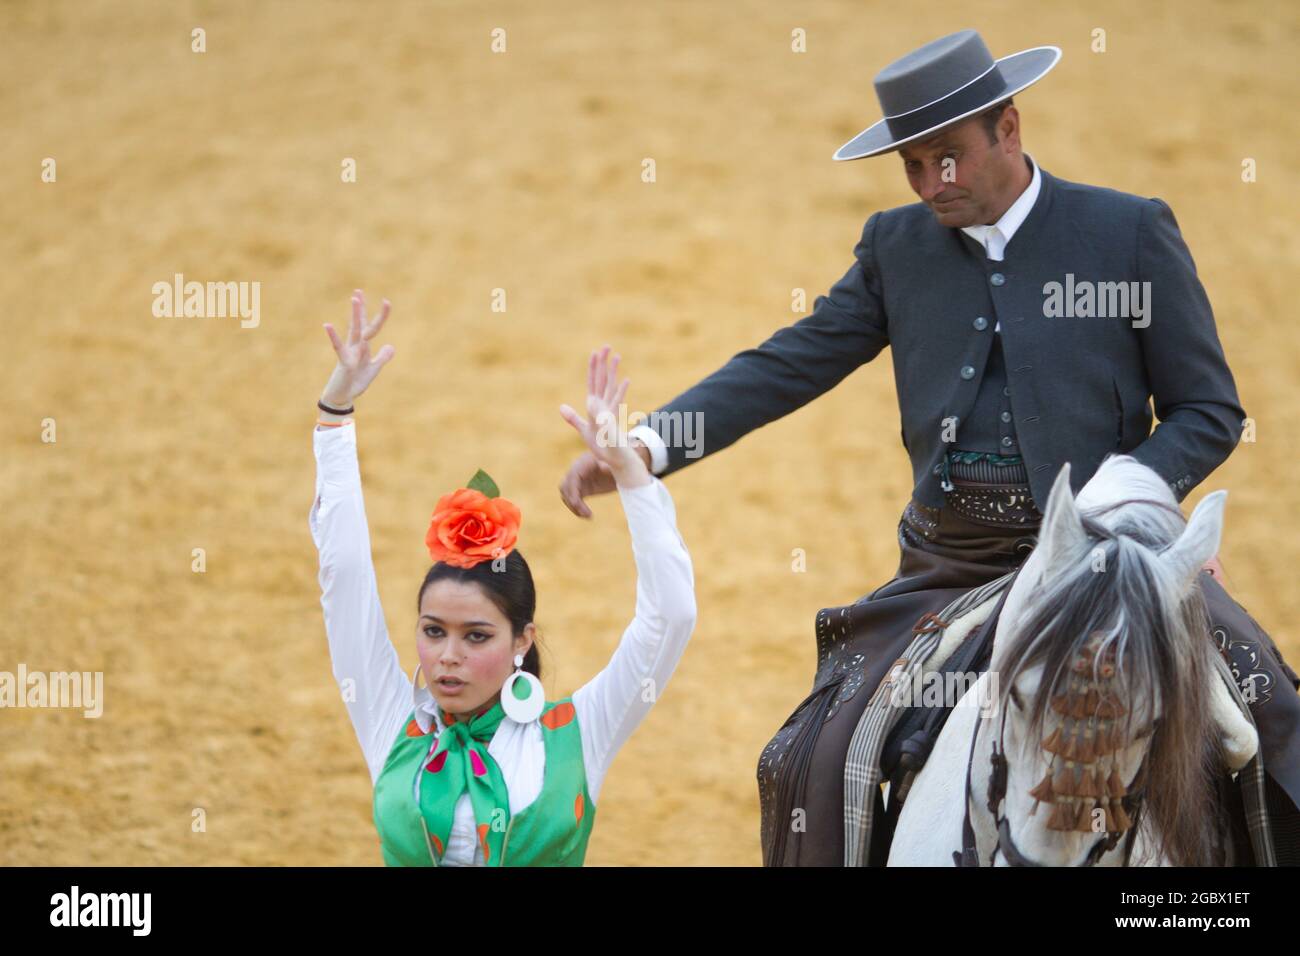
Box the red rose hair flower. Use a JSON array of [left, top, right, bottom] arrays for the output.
[[425, 471, 521, 569]]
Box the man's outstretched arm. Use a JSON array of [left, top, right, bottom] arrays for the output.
[[629, 212, 890, 478]]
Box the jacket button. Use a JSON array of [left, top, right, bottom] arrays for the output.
[[973, 316, 988, 330], [960, 365, 975, 380], [990, 273, 1006, 287], [1002, 386, 1010, 397], [1001, 436, 1014, 447], [1000, 411, 1012, 423]]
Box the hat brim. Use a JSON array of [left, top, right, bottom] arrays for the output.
[[831, 45, 1062, 162]]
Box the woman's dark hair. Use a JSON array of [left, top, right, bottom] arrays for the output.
[[416, 549, 542, 678]]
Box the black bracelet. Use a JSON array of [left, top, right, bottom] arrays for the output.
[[317, 399, 356, 416]]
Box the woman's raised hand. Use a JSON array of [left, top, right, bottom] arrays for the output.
[[560, 346, 650, 490], [320, 290, 395, 408]]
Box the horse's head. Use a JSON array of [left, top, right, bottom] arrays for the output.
[[987, 455, 1234, 866]]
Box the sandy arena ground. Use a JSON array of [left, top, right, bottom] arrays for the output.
[[2, 0, 1297, 865]]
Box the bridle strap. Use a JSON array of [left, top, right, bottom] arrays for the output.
[[997, 817, 1046, 866], [955, 704, 985, 866]]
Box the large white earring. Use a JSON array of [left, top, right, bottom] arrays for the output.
[[500, 653, 544, 723]]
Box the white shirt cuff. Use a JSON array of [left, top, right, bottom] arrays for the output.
[[312, 420, 362, 488], [627, 424, 669, 476]]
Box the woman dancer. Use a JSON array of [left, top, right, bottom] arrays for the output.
[[309, 291, 697, 866]]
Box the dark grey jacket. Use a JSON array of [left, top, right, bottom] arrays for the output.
[[644, 166, 1246, 510]]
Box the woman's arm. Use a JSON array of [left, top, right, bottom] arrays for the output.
[[311, 422, 412, 784], [309, 291, 409, 784], [560, 347, 699, 802], [571, 474, 697, 803]]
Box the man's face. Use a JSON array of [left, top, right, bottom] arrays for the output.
[[897, 108, 1022, 228]]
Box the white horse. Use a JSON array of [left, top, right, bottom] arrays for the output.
[[888, 455, 1259, 866]]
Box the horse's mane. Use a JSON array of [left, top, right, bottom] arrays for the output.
[[995, 476, 1228, 866]]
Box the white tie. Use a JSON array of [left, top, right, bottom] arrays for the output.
[[985, 225, 1005, 261]]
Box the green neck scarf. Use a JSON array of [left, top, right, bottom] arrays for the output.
[[418, 700, 511, 865]]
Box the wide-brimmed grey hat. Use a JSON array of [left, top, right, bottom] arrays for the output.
[[833, 30, 1061, 161]]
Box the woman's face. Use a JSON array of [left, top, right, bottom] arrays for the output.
[[416, 579, 534, 719]]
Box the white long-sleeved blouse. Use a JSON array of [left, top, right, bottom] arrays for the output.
[[308, 421, 697, 866]]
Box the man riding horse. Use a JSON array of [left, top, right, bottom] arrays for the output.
[[558, 29, 1300, 865]]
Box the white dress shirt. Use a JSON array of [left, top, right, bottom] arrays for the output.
[[309, 421, 697, 866], [627, 424, 672, 477], [958, 152, 1041, 332], [627, 154, 1042, 473]]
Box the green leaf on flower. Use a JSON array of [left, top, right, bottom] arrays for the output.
[[465, 469, 500, 499]]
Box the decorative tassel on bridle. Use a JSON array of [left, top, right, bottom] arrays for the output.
[[1025, 632, 1143, 839]]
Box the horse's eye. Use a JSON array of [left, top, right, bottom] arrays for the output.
[[1132, 720, 1158, 741]]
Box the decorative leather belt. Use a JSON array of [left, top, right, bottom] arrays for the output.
[[946, 480, 1041, 528], [946, 452, 1040, 528], [913, 451, 1044, 531]]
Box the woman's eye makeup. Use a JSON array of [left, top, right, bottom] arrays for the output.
[[422, 625, 492, 641]]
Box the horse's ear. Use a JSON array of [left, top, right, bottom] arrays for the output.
[[1161, 489, 1228, 591], [1038, 463, 1088, 576]]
